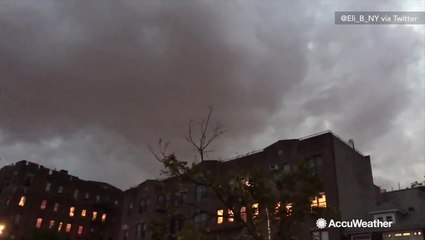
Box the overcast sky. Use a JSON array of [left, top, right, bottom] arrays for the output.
[[0, 1, 423, 190]]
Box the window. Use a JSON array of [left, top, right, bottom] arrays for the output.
[[40, 200, 47, 210], [385, 216, 393, 222], [217, 209, 224, 224], [58, 222, 63, 232], [228, 209, 234, 222], [92, 211, 97, 221], [101, 213, 107, 222], [66, 223, 71, 232], [45, 182, 51, 192], [170, 217, 182, 234], [281, 163, 291, 173], [53, 203, 59, 212], [139, 199, 147, 213], [135, 223, 146, 239], [58, 186, 63, 193], [18, 196, 26, 207], [77, 226, 84, 235], [194, 212, 208, 225], [49, 220, 55, 229], [308, 156, 323, 174], [15, 214, 21, 224], [81, 209, 87, 217], [286, 203, 293, 216], [252, 203, 259, 217], [84, 192, 90, 200], [312, 231, 329, 240], [240, 207, 247, 222], [129, 201, 134, 209], [74, 190, 79, 199], [35, 218, 43, 228], [311, 192, 327, 208], [96, 195, 100, 202], [69, 207, 75, 217], [195, 185, 207, 201], [157, 195, 165, 208]]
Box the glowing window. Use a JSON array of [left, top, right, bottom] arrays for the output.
[[101, 213, 107, 222], [252, 203, 259, 217], [92, 211, 97, 221], [228, 209, 234, 222], [81, 209, 87, 217], [18, 196, 26, 207], [286, 203, 293, 216], [217, 209, 224, 224], [78, 226, 84, 235], [35, 218, 43, 228], [69, 207, 75, 217], [275, 202, 281, 214], [311, 192, 327, 208], [40, 200, 47, 210], [49, 220, 55, 229], [58, 222, 63, 231], [66, 223, 71, 232], [240, 206, 247, 222], [0, 224, 4, 234]]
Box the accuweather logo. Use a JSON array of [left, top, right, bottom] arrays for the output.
[[316, 218, 393, 229]]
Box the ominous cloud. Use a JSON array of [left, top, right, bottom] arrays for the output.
[[0, 1, 423, 189]]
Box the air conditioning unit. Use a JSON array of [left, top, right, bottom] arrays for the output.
[[269, 164, 279, 171]]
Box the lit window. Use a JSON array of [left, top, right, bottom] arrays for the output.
[[101, 213, 107, 222], [69, 207, 75, 217], [81, 209, 87, 217], [228, 209, 234, 222], [240, 207, 247, 222], [45, 182, 51, 192], [65, 223, 71, 232], [275, 202, 281, 214], [217, 209, 224, 224], [18, 196, 26, 207], [35, 218, 43, 228], [77, 226, 83, 235], [0, 224, 4, 234], [58, 186, 63, 193], [40, 200, 47, 210], [58, 222, 63, 231], [286, 203, 293, 216], [53, 203, 59, 212], [92, 211, 97, 221], [252, 203, 259, 217], [311, 192, 327, 208], [49, 220, 55, 229]]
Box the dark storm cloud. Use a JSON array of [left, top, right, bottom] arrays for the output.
[[0, 1, 423, 189]]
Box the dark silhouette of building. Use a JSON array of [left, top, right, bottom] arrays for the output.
[[0, 160, 123, 240], [117, 131, 377, 240]]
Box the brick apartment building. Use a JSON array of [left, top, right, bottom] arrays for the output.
[[0, 160, 123, 240], [118, 131, 378, 240], [0, 131, 422, 240]]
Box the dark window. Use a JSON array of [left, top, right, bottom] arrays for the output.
[[139, 199, 147, 213], [307, 156, 322, 174], [195, 185, 207, 202], [385, 215, 393, 222], [194, 212, 208, 226], [170, 216, 183, 234], [281, 163, 291, 173], [157, 195, 165, 208], [135, 223, 145, 239]]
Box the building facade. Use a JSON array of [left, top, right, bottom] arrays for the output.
[[118, 131, 378, 240], [0, 160, 123, 240]]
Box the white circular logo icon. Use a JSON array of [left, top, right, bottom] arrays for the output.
[[316, 218, 327, 229]]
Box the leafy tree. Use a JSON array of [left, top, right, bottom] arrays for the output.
[[149, 107, 331, 240]]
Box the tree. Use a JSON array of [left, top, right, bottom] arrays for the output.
[[149, 107, 330, 240]]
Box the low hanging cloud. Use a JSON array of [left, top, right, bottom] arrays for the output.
[[0, 1, 423, 189]]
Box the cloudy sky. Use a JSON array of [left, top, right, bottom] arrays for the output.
[[0, 1, 423, 190]]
